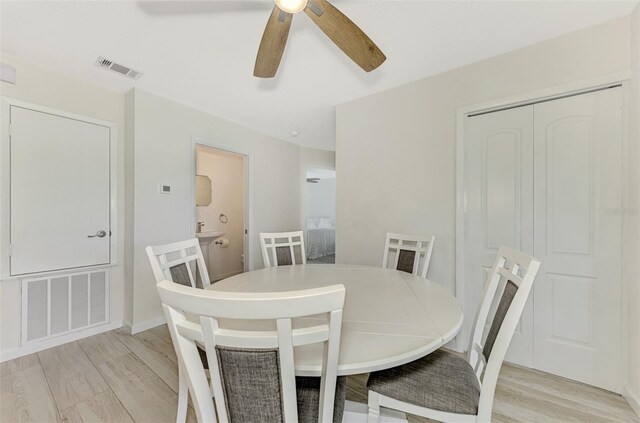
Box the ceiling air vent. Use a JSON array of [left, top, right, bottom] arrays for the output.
[[95, 56, 143, 80]]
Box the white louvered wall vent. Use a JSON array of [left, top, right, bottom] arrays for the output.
[[95, 56, 143, 80], [22, 269, 110, 344]]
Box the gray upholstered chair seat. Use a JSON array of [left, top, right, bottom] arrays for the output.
[[367, 349, 481, 415], [296, 376, 346, 423]]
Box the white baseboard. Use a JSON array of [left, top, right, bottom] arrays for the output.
[[624, 385, 640, 418], [0, 320, 123, 363], [130, 315, 166, 334]]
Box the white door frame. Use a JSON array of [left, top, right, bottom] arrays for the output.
[[190, 136, 254, 272], [454, 70, 630, 352], [0, 97, 119, 280]]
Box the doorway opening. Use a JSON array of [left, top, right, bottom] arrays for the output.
[[305, 168, 336, 264], [195, 144, 247, 282]]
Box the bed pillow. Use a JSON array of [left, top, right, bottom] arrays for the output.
[[306, 218, 318, 229], [318, 217, 334, 229]]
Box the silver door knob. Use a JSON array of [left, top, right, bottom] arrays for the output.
[[88, 230, 107, 238]]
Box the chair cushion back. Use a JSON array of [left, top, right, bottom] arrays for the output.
[[216, 346, 284, 423], [276, 246, 294, 266], [481, 280, 518, 360], [396, 249, 417, 274], [169, 263, 197, 288], [296, 376, 347, 423]]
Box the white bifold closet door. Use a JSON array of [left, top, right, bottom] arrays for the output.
[[464, 87, 622, 393]]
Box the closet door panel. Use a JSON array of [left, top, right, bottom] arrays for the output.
[[533, 87, 622, 393], [464, 105, 535, 367]]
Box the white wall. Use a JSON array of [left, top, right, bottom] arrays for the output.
[[625, 3, 640, 415], [196, 146, 245, 281], [300, 147, 335, 170], [126, 89, 301, 328], [0, 54, 125, 354], [336, 15, 630, 292], [307, 178, 336, 222]]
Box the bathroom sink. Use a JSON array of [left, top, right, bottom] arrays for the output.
[[196, 231, 225, 244]]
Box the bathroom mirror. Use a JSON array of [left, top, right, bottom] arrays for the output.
[[196, 175, 212, 206]]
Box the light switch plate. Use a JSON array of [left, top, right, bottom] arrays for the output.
[[158, 183, 171, 194]]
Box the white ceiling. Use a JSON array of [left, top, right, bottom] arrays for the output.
[[1, 1, 637, 150]]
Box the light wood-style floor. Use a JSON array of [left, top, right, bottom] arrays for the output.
[[2, 326, 638, 423]]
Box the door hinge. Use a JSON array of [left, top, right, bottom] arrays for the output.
[[245, 229, 248, 235], [8, 123, 12, 137]]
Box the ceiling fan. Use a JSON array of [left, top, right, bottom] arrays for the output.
[[254, 0, 386, 78]]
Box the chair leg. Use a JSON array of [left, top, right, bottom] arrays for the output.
[[176, 366, 188, 423], [368, 390, 381, 423]]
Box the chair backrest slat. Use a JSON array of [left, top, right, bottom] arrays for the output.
[[413, 241, 423, 274], [277, 318, 298, 421], [467, 246, 541, 421], [208, 325, 330, 349], [163, 254, 200, 269], [382, 232, 436, 279], [497, 266, 523, 285], [146, 239, 211, 289], [392, 239, 403, 270], [260, 231, 306, 268], [157, 281, 345, 423]]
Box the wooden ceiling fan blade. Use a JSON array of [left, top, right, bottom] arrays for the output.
[[254, 6, 293, 78], [303, 0, 385, 72]]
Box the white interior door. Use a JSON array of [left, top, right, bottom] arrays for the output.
[[532, 88, 622, 393], [10, 106, 111, 275], [464, 87, 622, 392], [464, 105, 535, 367]]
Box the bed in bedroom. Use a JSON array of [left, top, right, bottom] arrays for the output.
[[306, 217, 335, 260]]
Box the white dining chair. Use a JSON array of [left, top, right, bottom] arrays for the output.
[[382, 232, 436, 279], [146, 238, 212, 289], [156, 280, 347, 423], [368, 246, 541, 423], [146, 238, 212, 423], [259, 231, 307, 267]]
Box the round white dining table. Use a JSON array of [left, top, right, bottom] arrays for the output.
[[207, 264, 464, 377]]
